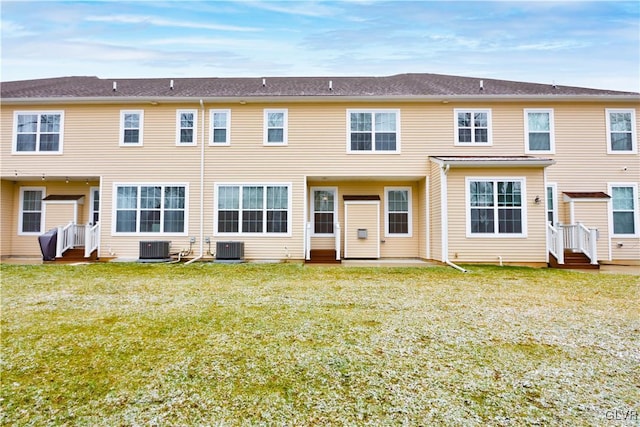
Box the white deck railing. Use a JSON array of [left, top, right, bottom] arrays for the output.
[[547, 222, 564, 264], [55, 222, 99, 259], [305, 221, 342, 261], [56, 221, 75, 258], [84, 222, 100, 258], [548, 222, 598, 265]]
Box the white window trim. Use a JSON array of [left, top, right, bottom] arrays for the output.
[[346, 109, 401, 154], [89, 186, 100, 225], [546, 183, 558, 226], [111, 182, 189, 236], [119, 110, 144, 146], [18, 186, 46, 235], [210, 109, 231, 146], [608, 182, 639, 237], [384, 186, 413, 237], [263, 109, 288, 145], [465, 177, 528, 238], [12, 111, 65, 155], [310, 187, 338, 237], [606, 109, 637, 154], [453, 108, 493, 146], [524, 108, 555, 154], [175, 109, 198, 146], [214, 183, 292, 236]]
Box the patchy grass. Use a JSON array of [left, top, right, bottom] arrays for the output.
[[1, 263, 638, 426]]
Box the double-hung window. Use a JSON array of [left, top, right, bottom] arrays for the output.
[[467, 178, 526, 236], [13, 111, 64, 153], [385, 187, 412, 236], [610, 184, 638, 236], [18, 187, 45, 234], [210, 109, 231, 145], [216, 184, 290, 235], [312, 188, 337, 235], [114, 184, 187, 234], [176, 109, 197, 145], [348, 110, 400, 152], [120, 110, 144, 146], [606, 109, 637, 154], [264, 109, 287, 145], [455, 109, 491, 145], [525, 109, 554, 153]]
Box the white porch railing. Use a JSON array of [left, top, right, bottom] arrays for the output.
[[56, 221, 76, 258], [547, 222, 564, 264], [55, 222, 99, 259], [548, 222, 598, 265], [334, 222, 341, 261], [305, 221, 341, 261], [85, 222, 100, 258]]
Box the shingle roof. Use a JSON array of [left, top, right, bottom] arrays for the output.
[[563, 192, 611, 199], [1, 73, 638, 100]]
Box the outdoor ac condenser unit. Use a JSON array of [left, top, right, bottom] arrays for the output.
[[139, 241, 170, 260], [216, 241, 244, 260]]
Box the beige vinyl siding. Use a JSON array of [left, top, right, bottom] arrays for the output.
[[445, 168, 547, 264], [418, 177, 428, 259], [428, 162, 443, 261], [344, 202, 380, 258], [44, 203, 75, 231], [2, 101, 637, 262], [1, 180, 15, 257]]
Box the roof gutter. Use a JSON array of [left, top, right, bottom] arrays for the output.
[[2, 94, 639, 105]]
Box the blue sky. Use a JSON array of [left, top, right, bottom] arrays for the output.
[[1, 1, 639, 92]]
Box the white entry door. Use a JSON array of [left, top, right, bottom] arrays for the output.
[[344, 201, 380, 259]]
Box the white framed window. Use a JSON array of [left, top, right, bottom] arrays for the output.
[[546, 183, 558, 226], [264, 109, 288, 145], [176, 109, 197, 145], [466, 178, 527, 237], [13, 111, 64, 154], [311, 187, 337, 236], [609, 183, 638, 236], [119, 110, 144, 146], [454, 109, 492, 145], [348, 109, 400, 153], [113, 183, 188, 235], [18, 187, 45, 235], [89, 187, 100, 225], [385, 187, 412, 236], [606, 109, 637, 154], [210, 109, 231, 145], [215, 183, 291, 235], [525, 109, 555, 153]]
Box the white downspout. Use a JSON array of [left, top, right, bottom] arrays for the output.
[[441, 163, 468, 273], [186, 99, 206, 265]]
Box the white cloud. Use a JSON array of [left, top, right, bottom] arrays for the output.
[[0, 19, 37, 37], [85, 14, 261, 32]]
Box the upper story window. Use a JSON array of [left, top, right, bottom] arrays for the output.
[[348, 110, 400, 153], [176, 109, 197, 145], [120, 110, 144, 146], [13, 111, 64, 154], [606, 109, 637, 154], [216, 184, 291, 235], [264, 109, 287, 145], [610, 184, 638, 236], [385, 187, 412, 236], [467, 178, 526, 237], [454, 109, 491, 145], [210, 110, 231, 145], [114, 184, 187, 234], [525, 109, 555, 153], [18, 187, 45, 234]]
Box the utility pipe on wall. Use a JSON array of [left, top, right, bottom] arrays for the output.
[[186, 99, 206, 265]]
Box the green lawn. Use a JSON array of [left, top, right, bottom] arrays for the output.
[[1, 263, 638, 426]]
